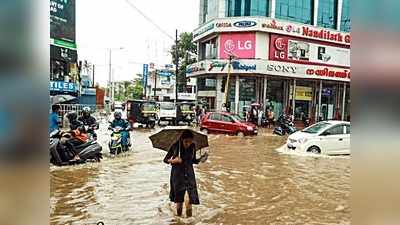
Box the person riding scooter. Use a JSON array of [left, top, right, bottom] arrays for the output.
[[78, 107, 98, 140], [108, 111, 131, 151]]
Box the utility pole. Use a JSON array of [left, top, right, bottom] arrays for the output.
[[224, 55, 233, 108], [154, 70, 157, 100], [175, 29, 179, 125], [108, 49, 112, 112], [92, 64, 95, 88]]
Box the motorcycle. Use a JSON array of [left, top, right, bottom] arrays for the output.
[[108, 126, 131, 155], [273, 115, 297, 136], [83, 122, 99, 141], [49, 129, 102, 166]]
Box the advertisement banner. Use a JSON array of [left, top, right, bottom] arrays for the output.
[[193, 17, 351, 46], [49, 81, 77, 92], [269, 35, 350, 68], [289, 86, 313, 101], [81, 88, 96, 96], [219, 32, 256, 59], [143, 64, 149, 87], [50, 0, 76, 44], [160, 76, 171, 86], [187, 59, 350, 82]]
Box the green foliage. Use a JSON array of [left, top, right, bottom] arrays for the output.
[[114, 76, 144, 101]]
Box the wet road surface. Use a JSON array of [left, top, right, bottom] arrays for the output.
[[50, 122, 350, 225]]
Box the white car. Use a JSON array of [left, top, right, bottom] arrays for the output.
[[157, 102, 176, 125], [286, 120, 350, 155]]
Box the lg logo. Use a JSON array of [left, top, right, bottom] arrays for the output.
[[224, 39, 253, 53], [274, 38, 286, 51], [274, 37, 287, 59]]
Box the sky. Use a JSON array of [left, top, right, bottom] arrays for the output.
[[76, 0, 199, 87]]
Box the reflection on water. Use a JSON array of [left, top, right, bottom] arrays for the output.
[[50, 126, 350, 225]]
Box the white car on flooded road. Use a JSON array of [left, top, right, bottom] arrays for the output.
[[286, 121, 350, 155]]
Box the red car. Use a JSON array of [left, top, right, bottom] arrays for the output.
[[200, 112, 257, 136]]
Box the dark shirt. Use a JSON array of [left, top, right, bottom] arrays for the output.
[[78, 115, 96, 126]]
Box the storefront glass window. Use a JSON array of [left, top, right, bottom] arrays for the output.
[[290, 80, 315, 120], [200, 0, 218, 24], [197, 77, 217, 91], [266, 79, 285, 120], [275, 0, 313, 25], [317, 0, 338, 29], [340, 0, 350, 32], [226, 0, 269, 17]]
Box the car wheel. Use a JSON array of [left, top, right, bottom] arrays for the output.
[[237, 131, 245, 137], [307, 146, 321, 154]]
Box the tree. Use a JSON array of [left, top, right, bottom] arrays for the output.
[[113, 77, 143, 101], [170, 32, 197, 92]]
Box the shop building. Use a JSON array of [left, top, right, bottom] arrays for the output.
[[50, 0, 80, 102], [189, 0, 350, 122]]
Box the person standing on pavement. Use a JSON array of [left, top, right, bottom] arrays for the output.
[[49, 104, 61, 133], [163, 130, 207, 217]]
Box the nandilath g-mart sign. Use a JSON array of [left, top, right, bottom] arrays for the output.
[[50, 0, 76, 49]]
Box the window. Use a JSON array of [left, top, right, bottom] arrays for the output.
[[197, 78, 216, 91], [209, 113, 222, 121], [275, 0, 313, 24], [317, 0, 338, 29], [324, 125, 345, 135], [340, 0, 350, 32], [226, 0, 269, 17], [345, 124, 351, 134], [222, 114, 234, 122]]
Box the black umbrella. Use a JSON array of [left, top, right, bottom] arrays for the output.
[[149, 126, 208, 152]]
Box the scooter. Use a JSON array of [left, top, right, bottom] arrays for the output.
[[108, 126, 131, 155], [49, 130, 102, 166], [273, 115, 297, 136]]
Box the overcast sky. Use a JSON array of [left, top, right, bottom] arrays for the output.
[[76, 0, 199, 86]]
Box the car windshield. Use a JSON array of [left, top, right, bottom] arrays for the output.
[[160, 102, 175, 110], [232, 115, 245, 122], [302, 122, 331, 134], [142, 103, 156, 111]]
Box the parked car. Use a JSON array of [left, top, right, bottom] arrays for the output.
[[157, 102, 176, 126], [200, 112, 257, 136], [286, 120, 350, 155]]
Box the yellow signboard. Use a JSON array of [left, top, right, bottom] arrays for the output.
[[289, 86, 313, 101]]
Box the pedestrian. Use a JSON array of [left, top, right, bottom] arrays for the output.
[[163, 130, 207, 217], [267, 109, 275, 128], [49, 104, 61, 133], [221, 103, 227, 112]]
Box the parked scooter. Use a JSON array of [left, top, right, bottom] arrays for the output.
[[108, 126, 131, 155], [49, 129, 102, 166], [273, 114, 297, 136]]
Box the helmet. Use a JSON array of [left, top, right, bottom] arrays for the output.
[[114, 111, 122, 119], [82, 107, 91, 117], [66, 111, 77, 122]]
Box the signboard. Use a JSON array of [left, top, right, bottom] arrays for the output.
[[186, 59, 350, 82], [289, 86, 313, 101], [219, 32, 256, 59], [50, 0, 76, 45], [160, 76, 171, 85], [51, 45, 77, 62], [49, 81, 77, 92], [269, 34, 350, 68], [193, 17, 351, 46], [81, 88, 96, 96], [157, 70, 173, 77], [143, 64, 149, 87]]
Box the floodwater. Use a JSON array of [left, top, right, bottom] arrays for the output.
[[50, 123, 350, 225]]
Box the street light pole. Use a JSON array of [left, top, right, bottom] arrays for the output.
[[108, 49, 112, 111], [175, 29, 179, 125]]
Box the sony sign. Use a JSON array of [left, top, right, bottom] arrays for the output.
[[266, 64, 297, 74]]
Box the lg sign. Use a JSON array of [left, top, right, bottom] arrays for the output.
[[220, 32, 255, 59]]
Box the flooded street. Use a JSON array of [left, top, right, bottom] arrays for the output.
[[50, 123, 350, 225]]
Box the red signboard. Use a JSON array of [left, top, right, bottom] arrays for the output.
[[219, 32, 256, 59], [269, 34, 350, 68]]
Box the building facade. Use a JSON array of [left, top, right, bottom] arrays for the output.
[[189, 0, 350, 122], [50, 0, 80, 102]]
